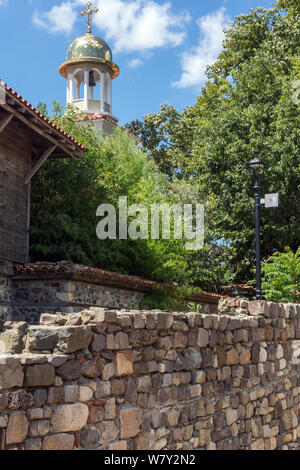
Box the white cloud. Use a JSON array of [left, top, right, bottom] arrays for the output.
[[92, 0, 190, 52], [127, 58, 143, 69], [32, 1, 78, 34], [32, 0, 190, 51], [173, 7, 230, 89]]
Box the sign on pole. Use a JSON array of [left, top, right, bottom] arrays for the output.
[[264, 193, 279, 208]]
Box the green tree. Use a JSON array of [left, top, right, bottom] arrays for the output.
[[261, 247, 300, 302], [30, 104, 199, 284], [126, 5, 300, 283]]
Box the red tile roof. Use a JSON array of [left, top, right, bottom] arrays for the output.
[[1, 80, 88, 153], [13, 261, 221, 304], [76, 114, 118, 125], [13, 261, 157, 292]]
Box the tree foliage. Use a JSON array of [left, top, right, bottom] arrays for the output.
[[261, 246, 300, 302], [126, 5, 300, 284], [30, 105, 200, 284]]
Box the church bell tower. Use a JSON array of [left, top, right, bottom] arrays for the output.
[[59, 2, 119, 133]]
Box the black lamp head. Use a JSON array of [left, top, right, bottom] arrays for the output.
[[248, 155, 266, 171]]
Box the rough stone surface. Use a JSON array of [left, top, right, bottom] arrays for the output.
[[6, 411, 28, 444], [0, 301, 299, 451], [0, 358, 24, 391], [24, 365, 55, 387], [120, 407, 142, 438], [43, 433, 75, 450], [114, 351, 134, 377], [51, 404, 89, 433]]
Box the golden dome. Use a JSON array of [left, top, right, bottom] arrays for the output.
[[66, 33, 113, 62], [59, 33, 120, 79]]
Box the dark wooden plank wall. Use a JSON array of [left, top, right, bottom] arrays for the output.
[[0, 119, 30, 263]]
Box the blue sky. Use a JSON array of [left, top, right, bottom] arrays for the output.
[[0, 0, 274, 125]]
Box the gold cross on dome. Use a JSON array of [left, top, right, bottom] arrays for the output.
[[81, 1, 99, 34]]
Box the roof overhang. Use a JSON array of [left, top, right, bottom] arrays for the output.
[[0, 81, 88, 183], [59, 57, 120, 79]]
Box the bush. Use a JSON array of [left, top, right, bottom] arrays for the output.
[[261, 247, 300, 302]]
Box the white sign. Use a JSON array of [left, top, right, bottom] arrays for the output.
[[264, 193, 279, 208]]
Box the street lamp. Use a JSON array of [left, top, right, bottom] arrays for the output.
[[248, 155, 266, 300]]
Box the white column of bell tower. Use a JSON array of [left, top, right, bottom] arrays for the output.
[[84, 67, 89, 112], [107, 73, 112, 114], [100, 70, 106, 113], [69, 73, 74, 104]]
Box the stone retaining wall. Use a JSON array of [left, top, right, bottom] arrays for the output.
[[0, 299, 299, 451], [11, 278, 145, 323], [0, 269, 13, 323]]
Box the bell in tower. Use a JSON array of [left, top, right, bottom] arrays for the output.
[[89, 71, 96, 88]]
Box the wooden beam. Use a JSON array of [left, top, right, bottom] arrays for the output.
[[24, 144, 56, 185], [2, 102, 75, 158], [0, 114, 13, 134]]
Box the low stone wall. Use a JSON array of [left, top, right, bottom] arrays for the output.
[[0, 300, 299, 451], [10, 262, 219, 323], [11, 278, 145, 323], [0, 263, 14, 323]]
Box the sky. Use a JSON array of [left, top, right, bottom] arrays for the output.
[[0, 0, 274, 125]]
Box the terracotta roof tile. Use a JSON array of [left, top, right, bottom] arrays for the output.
[[76, 114, 118, 124], [1, 80, 88, 153], [13, 261, 220, 304]]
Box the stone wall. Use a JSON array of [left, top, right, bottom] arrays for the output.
[[10, 279, 145, 323], [0, 300, 299, 451], [10, 278, 216, 324], [0, 262, 14, 323]]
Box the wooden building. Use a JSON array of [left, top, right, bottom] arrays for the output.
[[0, 81, 87, 264]]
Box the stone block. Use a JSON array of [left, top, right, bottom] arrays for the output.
[[91, 334, 106, 352], [24, 438, 41, 450], [97, 420, 119, 443], [114, 332, 129, 349], [0, 329, 25, 353], [80, 426, 99, 448], [104, 398, 116, 419], [43, 433, 74, 450], [157, 313, 173, 329], [248, 301, 269, 317], [0, 357, 24, 391], [114, 351, 134, 377], [79, 386, 93, 402], [197, 328, 209, 347], [29, 420, 50, 438], [108, 440, 128, 450], [6, 411, 28, 445], [136, 430, 155, 450], [33, 389, 47, 407], [120, 406, 142, 438], [81, 357, 103, 379], [58, 359, 81, 381], [51, 404, 89, 433], [174, 332, 187, 349], [48, 387, 64, 405], [56, 326, 93, 353], [24, 364, 55, 387], [226, 348, 239, 365]]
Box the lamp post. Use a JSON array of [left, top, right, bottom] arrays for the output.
[[248, 155, 266, 300]]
